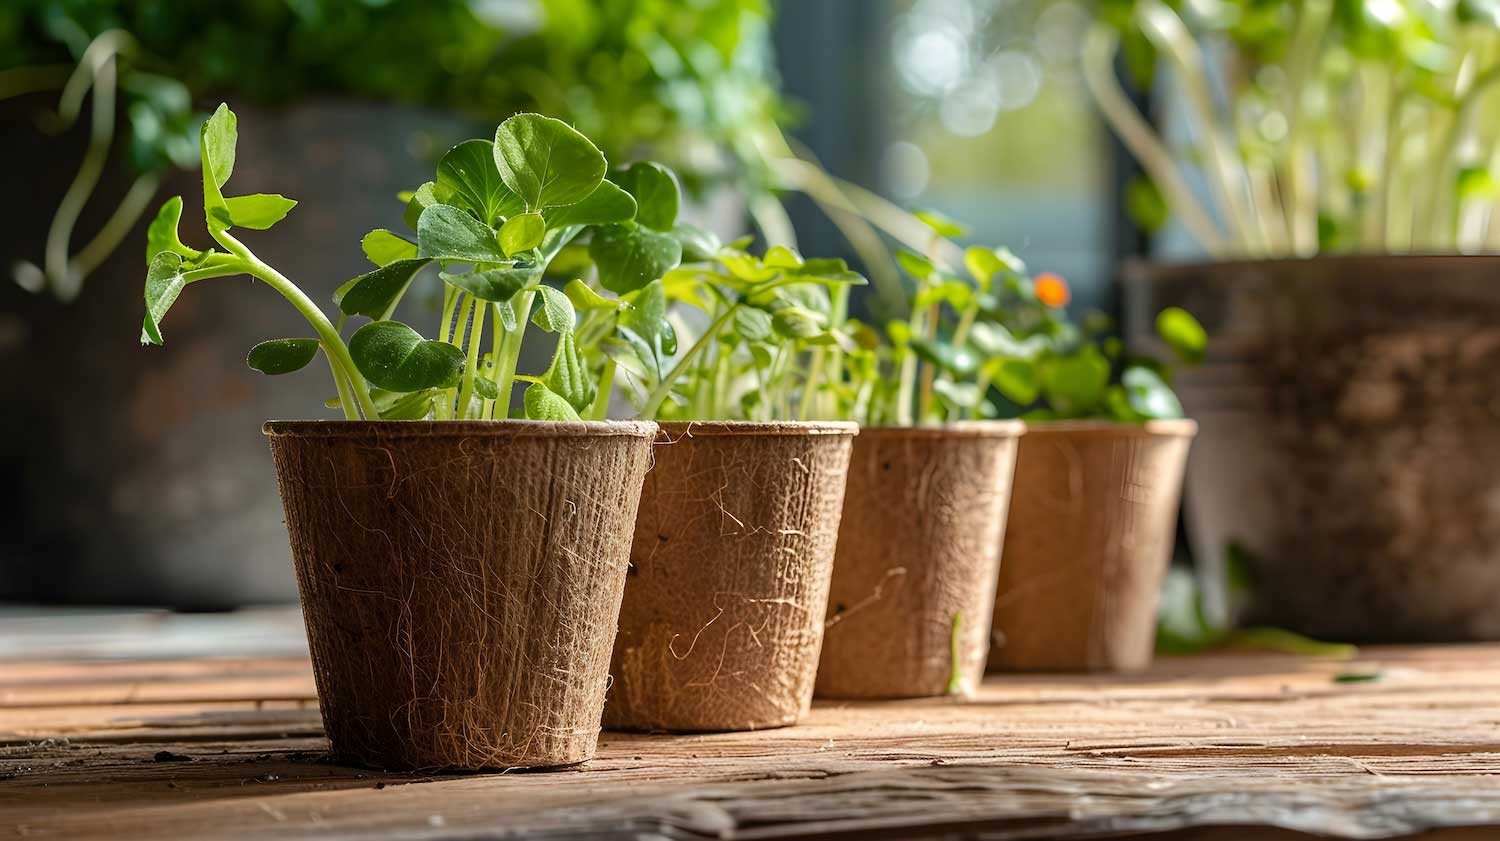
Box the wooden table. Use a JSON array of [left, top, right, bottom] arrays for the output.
[[3, 608, 1500, 840]]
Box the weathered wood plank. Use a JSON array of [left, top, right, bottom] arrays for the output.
[[3, 616, 1500, 839]]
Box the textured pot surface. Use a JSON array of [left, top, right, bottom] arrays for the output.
[[605, 421, 856, 732], [988, 421, 1194, 673], [267, 420, 654, 770], [816, 423, 1023, 699], [1125, 256, 1500, 641]]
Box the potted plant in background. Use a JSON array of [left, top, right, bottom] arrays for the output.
[[578, 200, 862, 731], [0, 0, 788, 608], [811, 213, 1025, 700], [1086, 0, 1500, 641], [138, 105, 674, 770]]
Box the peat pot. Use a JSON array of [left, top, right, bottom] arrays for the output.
[[266, 420, 655, 771], [1125, 256, 1500, 641], [816, 422, 1024, 699], [604, 421, 857, 732], [988, 421, 1195, 673]]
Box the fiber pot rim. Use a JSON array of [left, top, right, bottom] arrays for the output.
[[654, 420, 858, 439], [856, 420, 1025, 440], [263, 419, 659, 439], [1020, 419, 1198, 438]]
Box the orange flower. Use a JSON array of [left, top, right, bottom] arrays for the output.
[[1034, 272, 1070, 308]]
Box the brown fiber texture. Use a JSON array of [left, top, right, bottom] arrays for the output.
[[988, 421, 1195, 673], [604, 421, 857, 732], [816, 423, 1024, 699], [264, 420, 655, 770]]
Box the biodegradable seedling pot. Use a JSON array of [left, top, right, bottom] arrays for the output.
[[604, 421, 857, 732], [265, 420, 656, 771], [988, 420, 1196, 673], [815, 422, 1024, 699]]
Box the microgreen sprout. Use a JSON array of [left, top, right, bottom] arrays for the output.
[[841, 213, 1207, 426], [141, 103, 706, 422]]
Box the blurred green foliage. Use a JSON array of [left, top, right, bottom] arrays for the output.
[[2, 0, 786, 186]]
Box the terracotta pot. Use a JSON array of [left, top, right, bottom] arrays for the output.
[[604, 421, 857, 732], [988, 421, 1195, 673], [815, 423, 1024, 699], [1124, 256, 1500, 641], [266, 420, 655, 770]]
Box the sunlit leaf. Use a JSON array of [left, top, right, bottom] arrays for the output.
[[499, 212, 546, 257], [589, 224, 683, 294], [1156, 306, 1207, 364], [493, 113, 607, 210], [615, 161, 681, 231], [542, 179, 637, 228], [436, 139, 523, 225], [223, 193, 296, 230], [416, 204, 506, 263], [361, 229, 418, 266]]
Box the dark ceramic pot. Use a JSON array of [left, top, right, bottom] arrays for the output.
[[1123, 256, 1500, 642]]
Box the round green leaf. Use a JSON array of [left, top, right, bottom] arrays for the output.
[[361, 229, 418, 266], [247, 338, 320, 375], [1122, 365, 1184, 419], [1040, 347, 1110, 416], [223, 193, 296, 230], [589, 224, 683, 295], [543, 179, 638, 228], [436, 139, 522, 225], [499, 212, 546, 257], [416, 204, 506, 263], [671, 223, 721, 262], [492, 113, 607, 210], [616, 161, 681, 231], [349, 320, 464, 392], [1156, 306, 1207, 364]]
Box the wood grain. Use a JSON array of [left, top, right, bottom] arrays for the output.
[[3, 610, 1500, 839]]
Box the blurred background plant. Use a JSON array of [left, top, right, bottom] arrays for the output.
[[1, 0, 787, 300], [1085, 0, 1500, 256]]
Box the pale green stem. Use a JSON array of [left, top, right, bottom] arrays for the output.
[[438, 284, 459, 344], [493, 290, 536, 415], [327, 354, 359, 421], [590, 357, 616, 421], [216, 233, 379, 420], [486, 302, 506, 419], [1081, 25, 1226, 253], [46, 43, 115, 301], [456, 295, 486, 420], [1136, 0, 1260, 252], [797, 347, 824, 421], [640, 306, 738, 420]]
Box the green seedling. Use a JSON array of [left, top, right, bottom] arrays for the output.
[[141, 103, 701, 422]]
